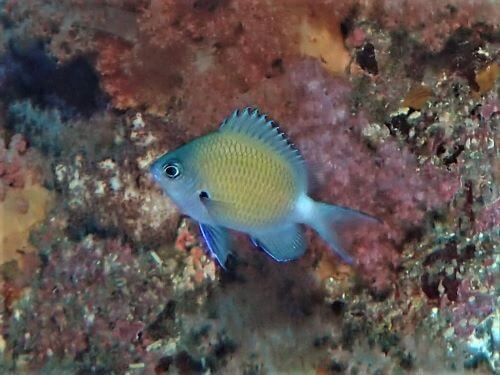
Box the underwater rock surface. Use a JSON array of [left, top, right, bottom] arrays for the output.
[[0, 0, 498, 373]]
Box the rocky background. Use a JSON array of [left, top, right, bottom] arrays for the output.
[[0, 0, 498, 373]]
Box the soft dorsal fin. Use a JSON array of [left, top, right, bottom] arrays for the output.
[[219, 107, 306, 171]]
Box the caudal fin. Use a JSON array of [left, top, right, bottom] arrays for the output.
[[307, 200, 380, 264]]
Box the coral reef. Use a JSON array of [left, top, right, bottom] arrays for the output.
[[0, 40, 104, 118], [359, 0, 499, 52], [50, 112, 184, 248], [0, 0, 498, 373]]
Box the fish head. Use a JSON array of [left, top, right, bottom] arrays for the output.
[[150, 146, 208, 221]]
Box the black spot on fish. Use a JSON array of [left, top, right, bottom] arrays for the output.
[[199, 190, 210, 200]]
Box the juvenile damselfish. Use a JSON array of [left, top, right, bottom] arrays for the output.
[[151, 108, 378, 268]]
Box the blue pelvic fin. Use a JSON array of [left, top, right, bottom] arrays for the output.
[[199, 223, 231, 269], [252, 225, 307, 262]]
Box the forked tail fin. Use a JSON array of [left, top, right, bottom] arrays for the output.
[[306, 199, 380, 264]]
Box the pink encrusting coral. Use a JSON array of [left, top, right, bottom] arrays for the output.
[[359, 0, 498, 51], [94, 34, 463, 291], [10, 234, 168, 373], [1, 0, 498, 372], [92, 0, 313, 115], [178, 57, 460, 290], [4, 0, 497, 120], [475, 200, 499, 232], [6, 0, 496, 116], [450, 276, 496, 338], [259, 59, 460, 290]]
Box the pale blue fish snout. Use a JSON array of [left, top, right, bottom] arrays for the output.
[[150, 155, 166, 182]]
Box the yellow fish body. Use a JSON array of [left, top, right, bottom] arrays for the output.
[[192, 129, 304, 229], [151, 108, 377, 267]]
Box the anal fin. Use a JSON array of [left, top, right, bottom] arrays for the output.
[[252, 225, 307, 262]]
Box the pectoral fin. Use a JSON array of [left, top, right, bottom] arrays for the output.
[[199, 190, 235, 221], [199, 223, 232, 269], [252, 225, 307, 262]]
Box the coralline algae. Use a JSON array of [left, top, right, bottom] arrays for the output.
[[0, 0, 498, 373]]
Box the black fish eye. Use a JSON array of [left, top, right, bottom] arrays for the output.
[[163, 163, 180, 179]]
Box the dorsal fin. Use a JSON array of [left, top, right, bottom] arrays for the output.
[[219, 107, 306, 171]]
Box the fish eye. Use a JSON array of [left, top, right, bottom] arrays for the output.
[[163, 163, 180, 179]]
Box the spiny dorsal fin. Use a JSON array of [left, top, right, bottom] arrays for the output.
[[219, 107, 305, 168]]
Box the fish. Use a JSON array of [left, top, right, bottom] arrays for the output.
[[150, 107, 378, 268]]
